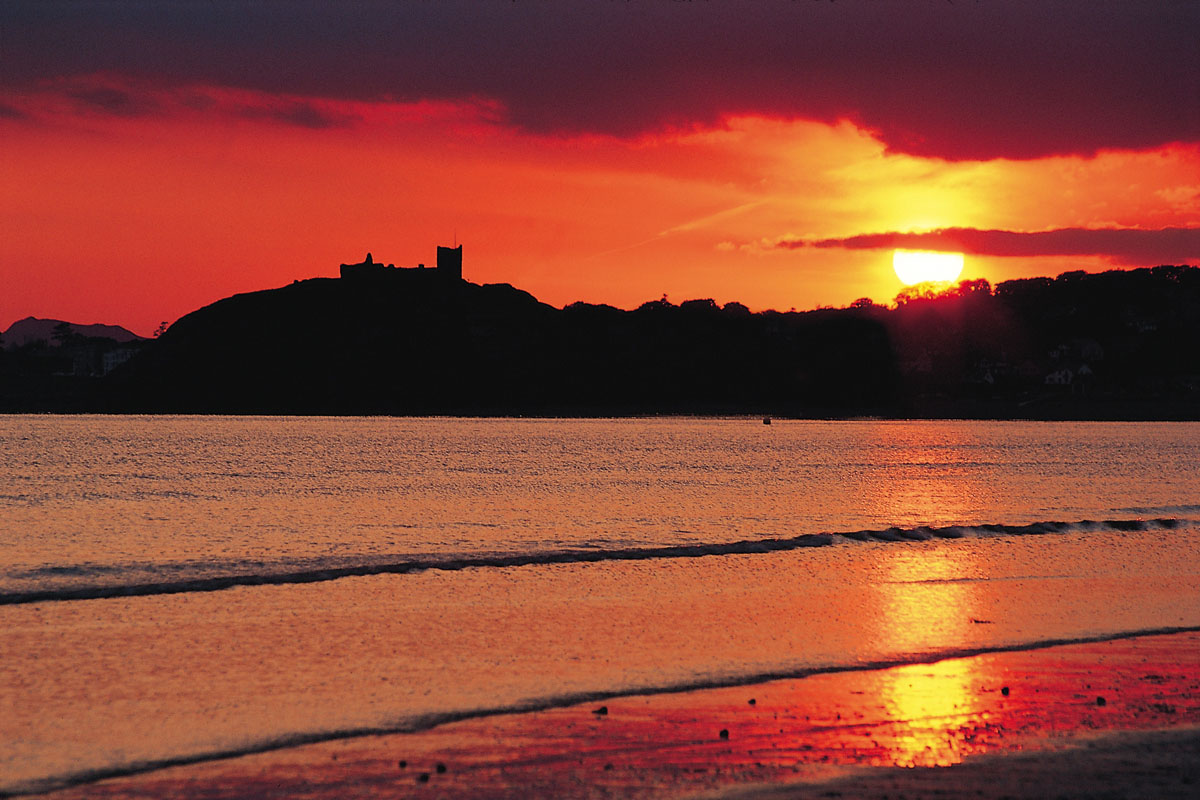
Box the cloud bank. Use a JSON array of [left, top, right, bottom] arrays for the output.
[[782, 227, 1200, 265], [4, 1, 1197, 160]]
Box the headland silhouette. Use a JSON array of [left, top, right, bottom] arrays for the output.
[[3, 246, 1198, 418]]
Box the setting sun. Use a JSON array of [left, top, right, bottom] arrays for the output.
[[893, 250, 965, 286]]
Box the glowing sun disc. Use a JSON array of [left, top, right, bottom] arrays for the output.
[[893, 250, 964, 286]]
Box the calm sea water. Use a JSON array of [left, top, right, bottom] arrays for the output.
[[2, 416, 1199, 793]]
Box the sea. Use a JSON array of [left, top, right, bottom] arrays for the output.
[[2, 416, 1198, 794]]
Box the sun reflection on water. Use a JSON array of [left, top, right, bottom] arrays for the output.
[[850, 420, 1012, 529]]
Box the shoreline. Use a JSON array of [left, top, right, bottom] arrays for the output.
[[4, 407, 1200, 421], [35, 630, 1200, 799]]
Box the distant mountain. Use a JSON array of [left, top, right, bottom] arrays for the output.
[[2, 317, 144, 349]]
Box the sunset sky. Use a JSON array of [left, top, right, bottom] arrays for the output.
[[3, 1, 1199, 336]]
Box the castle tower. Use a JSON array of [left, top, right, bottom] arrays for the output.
[[436, 245, 463, 282]]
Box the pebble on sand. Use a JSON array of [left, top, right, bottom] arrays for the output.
[[1001, 686, 1010, 696], [748, 698, 757, 705], [398, 760, 407, 769], [417, 773, 430, 783], [436, 762, 447, 773], [719, 729, 730, 739], [1097, 696, 1107, 706], [593, 706, 608, 715]]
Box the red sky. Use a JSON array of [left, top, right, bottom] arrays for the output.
[[3, 2, 1199, 336]]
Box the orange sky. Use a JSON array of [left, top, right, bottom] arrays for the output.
[[3, 4, 1198, 336]]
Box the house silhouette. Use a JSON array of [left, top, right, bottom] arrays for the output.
[[340, 245, 462, 282]]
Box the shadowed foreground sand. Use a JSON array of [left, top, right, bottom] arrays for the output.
[[724, 726, 1199, 799], [41, 632, 1200, 800]]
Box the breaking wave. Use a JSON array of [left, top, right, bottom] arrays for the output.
[[1, 516, 1192, 607]]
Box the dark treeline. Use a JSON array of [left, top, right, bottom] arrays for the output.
[[3, 265, 1199, 418]]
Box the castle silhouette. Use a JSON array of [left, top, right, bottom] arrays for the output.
[[340, 245, 462, 282]]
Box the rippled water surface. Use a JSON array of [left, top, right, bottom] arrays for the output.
[[2, 416, 1197, 594], [1, 416, 1198, 793]]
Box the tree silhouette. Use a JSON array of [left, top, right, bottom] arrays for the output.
[[51, 322, 80, 347]]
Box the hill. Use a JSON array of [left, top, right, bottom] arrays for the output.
[[106, 275, 897, 415]]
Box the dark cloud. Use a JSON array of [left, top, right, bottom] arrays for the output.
[[783, 227, 1200, 265], [68, 86, 158, 117], [3, 2, 1197, 159], [237, 101, 358, 130]]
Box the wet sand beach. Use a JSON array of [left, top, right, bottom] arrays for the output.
[[40, 630, 1200, 800]]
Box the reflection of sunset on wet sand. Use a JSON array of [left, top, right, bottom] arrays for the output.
[[872, 659, 989, 767], [50, 633, 1200, 800]]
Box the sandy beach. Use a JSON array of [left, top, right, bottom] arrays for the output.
[[35, 630, 1198, 800]]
